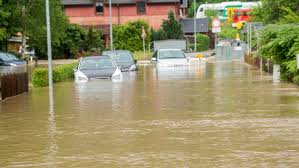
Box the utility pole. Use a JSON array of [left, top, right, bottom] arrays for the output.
[[193, 0, 197, 51], [109, 0, 113, 50], [45, 0, 53, 89]]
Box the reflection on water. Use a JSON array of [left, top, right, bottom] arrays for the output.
[[0, 61, 299, 167], [47, 85, 58, 168]]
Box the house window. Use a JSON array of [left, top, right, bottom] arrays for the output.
[[96, 2, 104, 14], [137, 1, 146, 15]]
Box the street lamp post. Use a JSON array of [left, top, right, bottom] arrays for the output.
[[109, 0, 113, 50], [45, 0, 53, 89], [193, 0, 197, 52]]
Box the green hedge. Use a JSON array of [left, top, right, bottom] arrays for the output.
[[188, 34, 210, 52], [32, 63, 77, 87], [256, 24, 299, 84]]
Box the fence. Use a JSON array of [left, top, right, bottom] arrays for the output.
[[0, 73, 29, 101], [244, 54, 273, 74]]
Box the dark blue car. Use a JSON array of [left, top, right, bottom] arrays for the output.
[[0, 52, 26, 66]]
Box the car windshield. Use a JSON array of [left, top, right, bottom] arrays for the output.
[[79, 57, 115, 70], [104, 52, 133, 63], [0, 53, 20, 61], [159, 50, 186, 59]]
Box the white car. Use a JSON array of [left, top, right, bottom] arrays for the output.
[[151, 49, 190, 66], [74, 56, 122, 82]]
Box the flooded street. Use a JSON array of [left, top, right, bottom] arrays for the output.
[[1, 61, 299, 167]]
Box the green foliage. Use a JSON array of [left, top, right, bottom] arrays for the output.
[[205, 10, 218, 29], [26, 0, 68, 59], [280, 7, 299, 24], [32, 68, 49, 87], [83, 27, 102, 53], [161, 11, 183, 40], [219, 22, 238, 39], [197, 34, 210, 51], [113, 20, 150, 52], [151, 11, 183, 41], [257, 24, 299, 83], [293, 75, 299, 85], [0, 0, 102, 59], [32, 63, 77, 87], [189, 34, 210, 51], [151, 28, 167, 41], [251, 0, 299, 23], [62, 24, 86, 58], [133, 51, 153, 61]]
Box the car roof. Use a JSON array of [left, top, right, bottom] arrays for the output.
[[158, 49, 182, 51], [103, 50, 130, 53], [81, 55, 112, 60]]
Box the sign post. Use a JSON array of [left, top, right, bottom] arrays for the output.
[[212, 18, 221, 48], [141, 26, 146, 60]]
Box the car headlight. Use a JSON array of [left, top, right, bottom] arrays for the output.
[[112, 68, 123, 80], [8, 63, 17, 66], [129, 64, 137, 71], [75, 71, 88, 81]]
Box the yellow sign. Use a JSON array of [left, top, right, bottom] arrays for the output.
[[197, 53, 203, 59]]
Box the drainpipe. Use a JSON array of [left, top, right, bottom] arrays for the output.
[[117, 3, 120, 25]]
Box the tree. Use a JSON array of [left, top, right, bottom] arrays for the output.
[[113, 20, 150, 52], [26, 0, 68, 59], [251, 0, 299, 23], [62, 24, 86, 58], [83, 27, 102, 53], [161, 11, 183, 39]]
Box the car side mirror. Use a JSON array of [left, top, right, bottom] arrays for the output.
[[151, 57, 157, 61], [134, 59, 137, 64]]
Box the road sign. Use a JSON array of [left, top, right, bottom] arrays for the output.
[[212, 18, 221, 33], [141, 26, 146, 39], [212, 19, 220, 28]]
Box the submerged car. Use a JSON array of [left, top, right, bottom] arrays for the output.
[[0, 52, 26, 66], [74, 56, 122, 82], [151, 49, 189, 66], [102, 50, 137, 71]]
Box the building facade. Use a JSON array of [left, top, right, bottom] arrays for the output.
[[63, 0, 188, 47]]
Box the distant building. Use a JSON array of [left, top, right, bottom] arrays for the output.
[[62, 0, 188, 47]]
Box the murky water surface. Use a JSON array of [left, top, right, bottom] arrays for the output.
[[1, 61, 299, 167]]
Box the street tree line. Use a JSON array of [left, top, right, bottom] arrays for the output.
[[251, 0, 299, 84], [0, 0, 102, 59]]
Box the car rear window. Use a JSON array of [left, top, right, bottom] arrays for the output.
[[104, 52, 133, 63], [159, 50, 186, 59], [80, 57, 116, 70]]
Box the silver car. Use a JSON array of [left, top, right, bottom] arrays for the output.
[[151, 49, 189, 66], [74, 56, 122, 82], [102, 50, 137, 71]]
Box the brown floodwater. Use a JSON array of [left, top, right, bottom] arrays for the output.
[[1, 61, 299, 168]]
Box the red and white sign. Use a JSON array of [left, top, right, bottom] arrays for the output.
[[212, 18, 221, 33]]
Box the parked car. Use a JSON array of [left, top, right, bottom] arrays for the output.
[[151, 49, 189, 66], [74, 56, 122, 82], [0, 51, 26, 66], [102, 50, 137, 71]]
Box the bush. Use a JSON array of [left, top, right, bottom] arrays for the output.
[[256, 24, 299, 83], [133, 51, 152, 61], [32, 63, 77, 87], [188, 34, 210, 52], [293, 75, 299, 85], [219, 22, 238, 39], [113, 20, 150, 52]]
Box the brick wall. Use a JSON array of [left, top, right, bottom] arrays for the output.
[[64, 3, 180, 29]]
